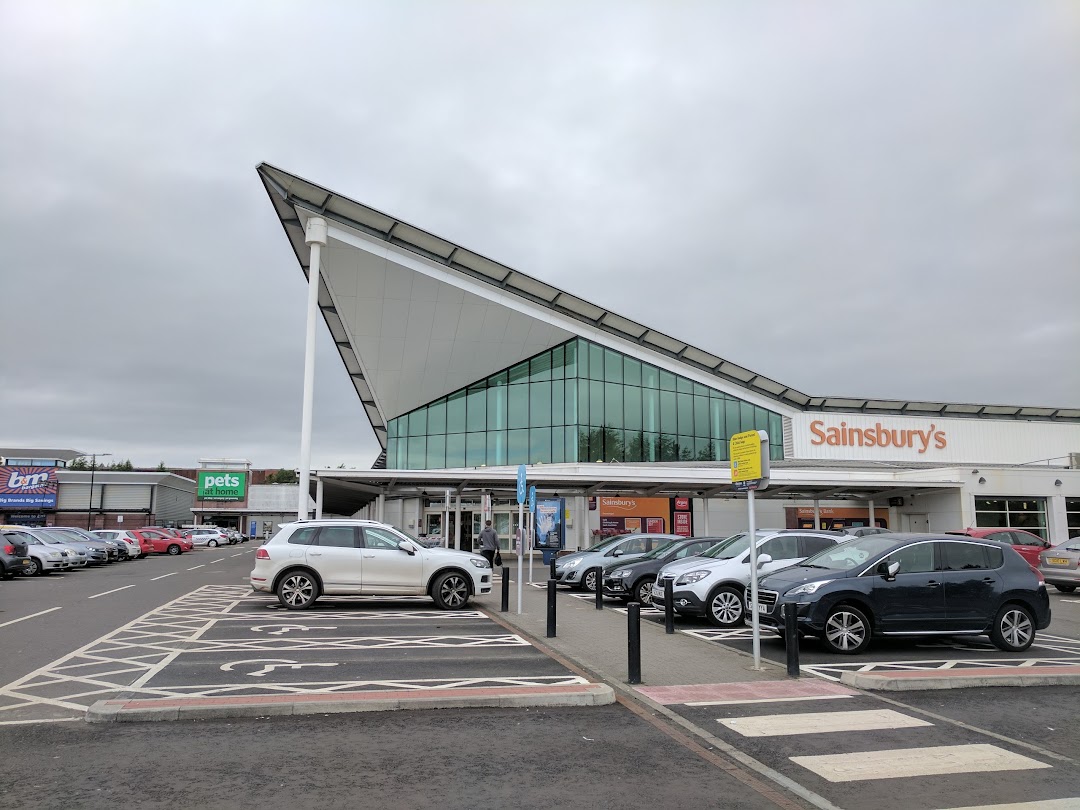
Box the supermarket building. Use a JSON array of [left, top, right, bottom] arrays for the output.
[[257, 164, 1080, 552]]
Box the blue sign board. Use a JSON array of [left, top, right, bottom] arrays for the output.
[[0, 466, 59, 509], [528, 485, 536, 513], [516, 465, 527, 504], [534, 498, 565, 549]]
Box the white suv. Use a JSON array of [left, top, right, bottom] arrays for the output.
[[653, 530, 846, 627], [250, 519, 493, 610]]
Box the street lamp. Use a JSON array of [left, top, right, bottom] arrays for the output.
[[81, 452, 112, 530]]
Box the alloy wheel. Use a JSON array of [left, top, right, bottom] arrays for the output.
[[281, 575, 314, 607], [710, 590, 743, 624], [1001, 608, 1033, 648], [439, 575, 468, 608], [583, 569, 598, 592], [825, 611, 866, 652]]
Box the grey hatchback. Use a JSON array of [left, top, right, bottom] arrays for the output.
[[554, 533, 684, 592]]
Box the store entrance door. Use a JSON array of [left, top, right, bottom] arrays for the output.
[[905, 513, 929, 532], [451, 511, 474, 551]]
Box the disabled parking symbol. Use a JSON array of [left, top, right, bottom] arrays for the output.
[[220, 658, 340, 677], [250, 624, 336, 635]]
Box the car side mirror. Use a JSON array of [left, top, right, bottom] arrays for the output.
[[877, 560, 900, 580], [756, 553, 773, 568], [612, 548, 623, 557], [397, 540, 415, 555]]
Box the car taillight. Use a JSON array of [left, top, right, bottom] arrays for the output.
[[255, 548, 270, 560], [3, 545, 13, 555]]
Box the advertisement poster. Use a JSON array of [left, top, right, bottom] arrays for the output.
[[0, 466, 59, 509], [673, 512, 692, 537], [788, 507, 888, 531], [599, 497, 671, 536], [197, 471, 248, 501], [534, 498, 565, 549]]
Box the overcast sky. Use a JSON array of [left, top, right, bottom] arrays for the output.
[[1, 1, 1077, 470]]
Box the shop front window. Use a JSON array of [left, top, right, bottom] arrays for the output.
[[1068, 499, 1080, 539], [975, 497, 1048, 540]]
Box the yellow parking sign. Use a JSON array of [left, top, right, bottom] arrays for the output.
[[730, 430, 770, 488]]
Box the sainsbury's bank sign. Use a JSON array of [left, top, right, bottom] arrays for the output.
[[0, 466, 59, 508]]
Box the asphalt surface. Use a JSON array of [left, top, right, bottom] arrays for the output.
[[0, 706, 785, 810]]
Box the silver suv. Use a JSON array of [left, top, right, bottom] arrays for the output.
[[554, 533, 684, 592], [250, 519, 493, 610], [654, 530, 847, 627]]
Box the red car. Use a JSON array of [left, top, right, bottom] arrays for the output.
[[947, 528, 1052, 567], [132, 528, 193, 556]]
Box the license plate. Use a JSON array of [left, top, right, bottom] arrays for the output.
[[652, 584, 666, 598], [21, 559, 30, 565], [1047, 557, 1070, 565], [755, 602, 771, 614]]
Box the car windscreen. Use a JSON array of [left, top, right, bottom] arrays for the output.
[[586, 534, 630, 552], [798, 535, 900, 570], [39, 530, 78, 545], [635, 540, 681, 561]]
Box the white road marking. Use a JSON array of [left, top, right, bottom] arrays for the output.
[[722, 709, 932, 737], [231, 553, 243, 558], [938, 800, 1080, 809], [0, 717, 82, 726], [686, 695, 855, 707], [209, 559, 224, 564], [0, 607, 63, 629], [791, 744, 1051, 782], [149, 572, 177, 581], [188, 565, 205, 570], [87, 585, 137, 600]]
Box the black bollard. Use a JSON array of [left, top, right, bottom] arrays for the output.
[[627, 602, 642, 684], [664, 578, 675, 634], [594, 570, 603, 610], [547, 579, 557, 638], [550, 557, 557, 580], [784, 606, 800, 678], [500, 566, 510, 612]]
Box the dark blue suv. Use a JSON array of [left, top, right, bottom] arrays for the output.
[[755, 533, 1051, 654]]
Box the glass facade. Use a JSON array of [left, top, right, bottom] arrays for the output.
[[974, 497, 1048, 540], [386, 337, 785, 470]]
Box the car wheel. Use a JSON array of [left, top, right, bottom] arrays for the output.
[[1053, 585, 1077, 593], [582, 568, 601, 593], [208, 539, 218, 547], [166, 544, 181, 555], [990, 603, 1036, 652], [633, 577, 656, 606], [432, 571, 470, 610], [276, 571, 319, 609], [821, 605, 871, 654], [706, 585, 745, 627], [24, 558, 41, 576]]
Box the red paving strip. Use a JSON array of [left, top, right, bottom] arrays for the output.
[[634, 680, 856, 705], [98, 683, 600, 710], [860, 665, 1080, 679]]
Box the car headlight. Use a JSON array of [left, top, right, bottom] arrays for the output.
[[676, 569, 712, 585], [469, 558, 491, 569], [48, 552, 61, 559], [563, 558, 583, 569], [785, 580, 834, 597], [615, 569, 632, 578]]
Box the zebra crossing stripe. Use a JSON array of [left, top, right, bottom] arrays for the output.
[[721, 709, 931, 737], [791, 744, 1051, 782]]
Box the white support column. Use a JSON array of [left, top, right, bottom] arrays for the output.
[[443, 489, 451, 549], [701, 496, 710, 536], [813, 499, 821, 530], [376, 492, 385, 523], [868, 498, 875, 530], [454, 492, 462, 551], [315, 477, 324, 519], [298, 216, 328, 520]]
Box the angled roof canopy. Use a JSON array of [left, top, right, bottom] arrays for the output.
[[257, 163, 1079, 453]]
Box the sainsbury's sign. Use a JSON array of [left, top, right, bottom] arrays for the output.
[[810, 420, 947, 454], [0, 466, 59, 508]]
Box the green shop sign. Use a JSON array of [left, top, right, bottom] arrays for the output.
[[197, 471, 247, 501]]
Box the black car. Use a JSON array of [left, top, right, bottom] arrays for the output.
[[602, 537, 720, 604], [1, 533, 33, 579], [755, 533, 1051, 654]]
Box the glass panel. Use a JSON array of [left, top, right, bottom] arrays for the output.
[[488, 370, 507, 387], [551, 379, 564, 425], [564, 340, 578, 379], [446, 390, 466, 433], [677, 392, 693, 436], [659, 369, 677, 392], [740, 401, 755, 434], [507, 429, 529, 465], [1007, 499, 1044, 513], [604, 382, 623, 428], [466, 432, 486, 467], [606, 428, 625, 462], [466, 387, 486, 432], [588, 426, 603, 461], [530, 428, 551, 463], [487, 430, 506, 466], [509, 361, 530, 384], [660, 391, 678, 433], [551, 426, 565, 463], [530, 351, 552, 382], [660, 434, 678, 462], [399, 413, 410, 438], [975, 512, 1009, 528], [726, 399, 740, 436], [428, 399, 446, 434], [551, 345, 564, 378], [644, 432, 659, 462], [605, 348, 623, 383], [624, 357, 641, 386], [531, 381, 552, 427], [588, 342, 604, 381], [625, 431, 645, 462], [695, 438, 712, 461], [590, 381, 604, 427], [676, 376, 692, 394], [387, 419, 398, 440], [976, 498, 1007, 511], [693, 396, 709, 437], [487, 386, 507, 430], [575, 338, 588, 379], [643, 388, 659, 433], [578, 377, 589, 425], [710, 397, 724, 442], [769, 412, 782, 448], [445, 433, 465, 467], [755, 406, 769, 432], [624, 385, 642, 433], [693, 382, 710, 397], [426, 435, 445, 469], [407, 436, 426, 469], [565, 426, 578, 463], [677, 435, 694, 460], [508, 384, 529, 429], [641, 362, 659, 390], [565, 379, 578, 425]]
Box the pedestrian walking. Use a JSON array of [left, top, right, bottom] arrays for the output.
[[478, 520, 500, 567]]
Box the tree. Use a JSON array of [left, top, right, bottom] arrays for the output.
[[70, 457, 88, 470], [266, 468, 298, 484], [157, 461, 168, 471]]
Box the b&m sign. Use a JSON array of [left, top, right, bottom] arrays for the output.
[[0, 466, 59, 509], [197, 471, 248, 501]]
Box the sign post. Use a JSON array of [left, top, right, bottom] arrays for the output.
[[527, 485, 536, 584], [516, 465, 526, 614], [730, 430, 770, 670]]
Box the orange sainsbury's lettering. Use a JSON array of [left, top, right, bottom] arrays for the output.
[[809, 420, 946, 453]]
